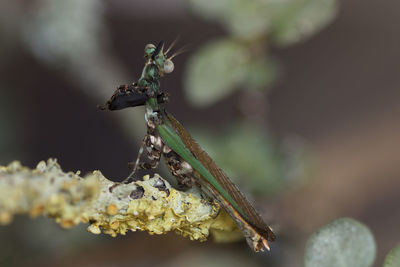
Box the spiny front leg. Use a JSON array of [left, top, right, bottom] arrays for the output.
[[124, 134, 162, 183]]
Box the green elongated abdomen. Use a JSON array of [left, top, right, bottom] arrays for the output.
[[157, 123, 246, 219], [158, 111, 276, 244]]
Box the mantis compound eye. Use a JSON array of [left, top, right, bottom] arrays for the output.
[[144, 44, 156, 58], [163, 59, 174, 74], [145, 43, 156, 50]]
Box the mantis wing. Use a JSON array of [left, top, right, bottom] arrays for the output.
[[157, 111, 275, 251]]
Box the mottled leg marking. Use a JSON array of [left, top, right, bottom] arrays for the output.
[[139, 134, 162, 169], [163, 149, 194, 189], [123, 134, 162, 183]]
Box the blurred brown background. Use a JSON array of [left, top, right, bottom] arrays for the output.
[[0, 0, 399, 266]]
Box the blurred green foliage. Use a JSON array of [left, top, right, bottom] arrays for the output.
[[184, 0, 338, 107], [193, 123, 311, 194], [183, 0, 336, 195], [304, 218, 376, 267], [193, 123, 284, 194], [383, 244, 400, 267], [305, 218, 400, 266], [184, 39, 248, 106], [185, 0, 337, 44], [184, 39, 278, 106]]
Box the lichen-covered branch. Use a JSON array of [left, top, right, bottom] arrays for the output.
[[0, 159, 241, 243]]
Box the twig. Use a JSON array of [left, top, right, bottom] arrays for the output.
[[0, 159, 241, 243]]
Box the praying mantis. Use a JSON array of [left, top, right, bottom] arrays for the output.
[[100, 41, 275, 252]]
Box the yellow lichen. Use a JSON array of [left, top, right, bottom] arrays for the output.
[[0, 159, 241, 244], [87, 224, 101, 234], [0, 212, 12, 224], [107, 204, 118, 215], [29, 204, 45, 217]]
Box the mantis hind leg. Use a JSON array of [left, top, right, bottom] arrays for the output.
[[163, 149, 194, 189]]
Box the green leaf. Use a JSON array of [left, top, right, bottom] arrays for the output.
[[270, 0, 338, 47], [183, 0, 230, 21], [184, 39, 248, 107], [186, 0, 338, 44], [243, 56, 279, 91], [222, 0, 272, 40], [304, 218, 376, 267], [185, 0, 272, 40], [190, 122, 312, 195], [383, 244, 400, 267], [191, 123, 285, 194]]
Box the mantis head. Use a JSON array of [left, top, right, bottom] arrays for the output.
[[144, 41, 175, 76]]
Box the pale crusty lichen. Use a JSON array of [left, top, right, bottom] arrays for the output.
[[0, 159, 241, 243]]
